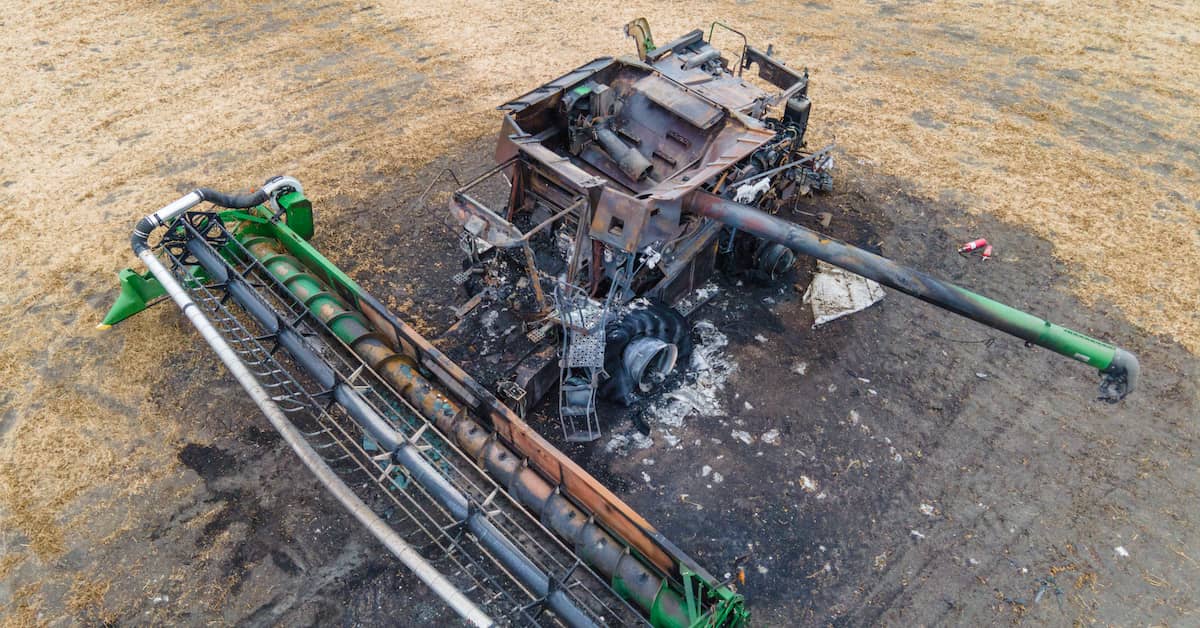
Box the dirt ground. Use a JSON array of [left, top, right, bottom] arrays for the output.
[[1, 1, 1197, 626]]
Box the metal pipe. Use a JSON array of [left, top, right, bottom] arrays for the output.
[[131, 217, 492, 627], [596, 127, 653, 181], [131, 176, 304, 254], [691, 191, 1139, 401]]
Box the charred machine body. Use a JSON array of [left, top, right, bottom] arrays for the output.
[[442, 20, 1136, 441]]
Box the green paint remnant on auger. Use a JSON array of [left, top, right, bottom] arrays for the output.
[[958, 287, 1118, 369]]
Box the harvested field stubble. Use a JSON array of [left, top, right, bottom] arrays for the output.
[[0, 0, 1196, 624]]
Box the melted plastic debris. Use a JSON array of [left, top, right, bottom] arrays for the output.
[[733, 176, 772, 204]]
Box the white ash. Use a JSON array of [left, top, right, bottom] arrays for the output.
[[647, 320, 737, 427], [480, 308, 500, 336], [604, 430, 654, 455]]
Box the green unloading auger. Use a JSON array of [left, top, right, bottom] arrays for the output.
[[689, 191, 1140, 402]]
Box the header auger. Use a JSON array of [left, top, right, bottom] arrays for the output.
[[102, 18, 1136, 627]]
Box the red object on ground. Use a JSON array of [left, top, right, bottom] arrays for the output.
[[958, 238, 988, 254], [981, 244, 993, 261]]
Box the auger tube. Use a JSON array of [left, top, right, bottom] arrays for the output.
[[182, 238, 600, 628], [127, 183, 493, 628], [690, 191, 1140, 401]]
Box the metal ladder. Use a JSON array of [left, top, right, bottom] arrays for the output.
[[553, 256, 633, 442], [555, 296, 603, 442]]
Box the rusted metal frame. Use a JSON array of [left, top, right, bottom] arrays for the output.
[[706, 21, 748, 76], [742, 45, 808, 106], [518, 196, 588, 314], [458, 154, 525, 196], [567, 197, 593, 288], [414, 168, 464, 211], [522, 196, 587, 243], [521, 243, 549, 312], [511, 137, 609, 191]]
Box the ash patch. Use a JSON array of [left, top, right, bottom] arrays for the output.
[[646, 319, 738, 429], [178, 443, 238, 482]]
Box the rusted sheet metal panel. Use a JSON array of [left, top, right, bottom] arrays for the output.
[[514, 137, 607, 191], [743, 45, 808, 103], [635, 74, 724, 129], [652, 121, 774, 200], [499, 57, 616, 113]]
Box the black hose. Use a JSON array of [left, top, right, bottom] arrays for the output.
[[130, 185, 272, 255], [195, 187, 270, 209], [130, 215, 158, 254]]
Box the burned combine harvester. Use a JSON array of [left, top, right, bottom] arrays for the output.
[[101, 21, 1138, 628], [441, 21, 1138, 438]]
